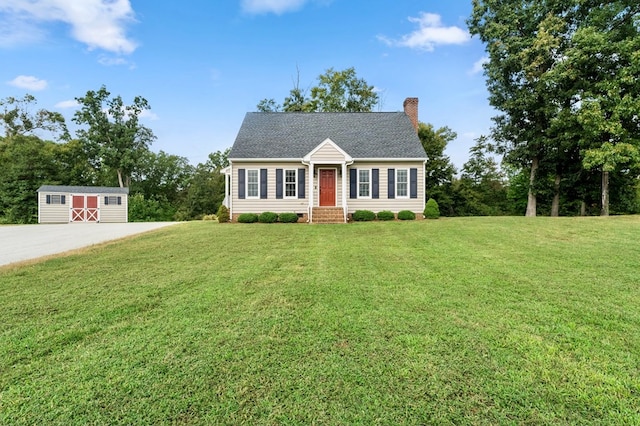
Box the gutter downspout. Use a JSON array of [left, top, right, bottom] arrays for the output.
[[342, 160, 354, 223], [301, 159, 313, 223]]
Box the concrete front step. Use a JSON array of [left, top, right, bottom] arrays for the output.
[[312, 207, 345, 223]]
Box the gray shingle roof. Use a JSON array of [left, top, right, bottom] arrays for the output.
[[229, 112, 427, 159], [37, 185, 130, 194]]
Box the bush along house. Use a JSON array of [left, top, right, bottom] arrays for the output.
[[223, 98, 427, 223]]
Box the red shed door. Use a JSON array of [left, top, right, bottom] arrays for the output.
[[71, 195, 85, 222], [319, 169, 336, 206], [86, 196, 99, 222]]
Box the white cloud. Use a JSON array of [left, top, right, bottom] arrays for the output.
[[140, 110, 159, 121], [379, 12, 470, 51], [242, 0, 307, 15], [469, 56, 489, 75], [55, 99, 79, 109], [0, 0, 137, 54], [8, 75, 48, 91]]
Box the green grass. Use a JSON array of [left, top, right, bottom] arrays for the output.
[[1, 217, 639, 424]]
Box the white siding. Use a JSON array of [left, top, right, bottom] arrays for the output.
[[232, 162, 309, 214], [100, 195, 128, 223], [346, 161, 425, 214], [231, 160, 425, 218], [38, 190, 128, 223], [38, 192, 69, 223], [309, 143, 347, 162]]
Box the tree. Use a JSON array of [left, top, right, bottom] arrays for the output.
[[418, 123, 457, 214], [256, 67, 379, 112], [73, 86, 156, 188], [562, 4, 640, 215], [178, 149, 229, 220], [468, 2, 574, 216], [0, 94, 69, 140]]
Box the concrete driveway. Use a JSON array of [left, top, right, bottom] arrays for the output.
[[0, 222, 182, 267]]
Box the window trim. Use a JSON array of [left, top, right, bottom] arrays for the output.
[[396, 168, 409, 199], [284, 168, 297, 199], [357, 168, 371, 199], [246, 169, 260, 199]]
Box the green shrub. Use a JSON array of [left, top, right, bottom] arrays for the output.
[[258, 211, 278, 223], [279, 212, 299, 223], [397, 210, 416, 220], [216, 205, 230, 223], [237, 213, 259, 223], [202, 214, 217, 221], [352, 210, 376, 221], [424, 198, 440, 219], [377, 210, 395, 221]]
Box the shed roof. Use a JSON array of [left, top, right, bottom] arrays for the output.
[[37, 185, 130, 194], [229, 112, 427, 160]]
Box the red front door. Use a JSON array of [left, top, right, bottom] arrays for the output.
[[71, 196, 85, 222], [319, 169, 336, 206]]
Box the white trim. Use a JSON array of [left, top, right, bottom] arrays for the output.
[[308, 161, 314, 222], [357, 168, 372, 199], [353, 157, 427, 162], [341, 162, 348, 222], [229, 158, 302, 163], [303, 138, 353, 163], [246, 169, 260, 199], [283, 168, 298, 199], [396, 168, 410, 199]]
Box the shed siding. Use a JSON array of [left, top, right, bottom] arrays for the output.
[[37, 189, 129, 223], [100, 196, 128, 223], [38, 192, 69, 223]]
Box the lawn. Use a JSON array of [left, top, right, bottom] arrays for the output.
[[1, 217, 639, 424]]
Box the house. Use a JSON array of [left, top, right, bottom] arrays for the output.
[[37, 185, 129, 223], [224, 98, 427, 223]]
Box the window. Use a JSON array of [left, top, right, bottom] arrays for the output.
[[396, 169, 408, 198], [358, 169, 370, 198], [285, 169, 297, 198], [247, 169, 259, 198], [104, 196, 121, 205], [46, 194, 65, 204]]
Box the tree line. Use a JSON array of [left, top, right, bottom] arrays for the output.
[[2, 24, 640, 224], [0, 91, 229, 223]]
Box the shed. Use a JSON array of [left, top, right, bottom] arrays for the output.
[[37, 185, 129, 223]]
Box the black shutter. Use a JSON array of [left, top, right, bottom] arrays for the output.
[[276, 169, 283, 199], [61, 195, 66, 205], [46, 195, 51, 204], [350, 168, 357, 199], [260, 168, 268, 199], [104, 196, 109, 205], [388, 168, 395, 199], [238, 169, 245, 199], [410, 168, 418, 199], [372, 169, 379, 199], [298, 168, 305, 199], [117, 196, 122, 205]]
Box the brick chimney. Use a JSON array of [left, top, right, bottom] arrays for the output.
[[403, 97, 419, 133]]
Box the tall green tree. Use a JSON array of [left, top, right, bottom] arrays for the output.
[[418, 123, 457, 214], [563, 4, 640, 215], [257, 67, 379, 112], [0, 94, 69, 140], [469, 2, 575, 216], [73, 86, 156, 188]]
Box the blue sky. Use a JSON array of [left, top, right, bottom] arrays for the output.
[[0, 0, 493, 169]]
